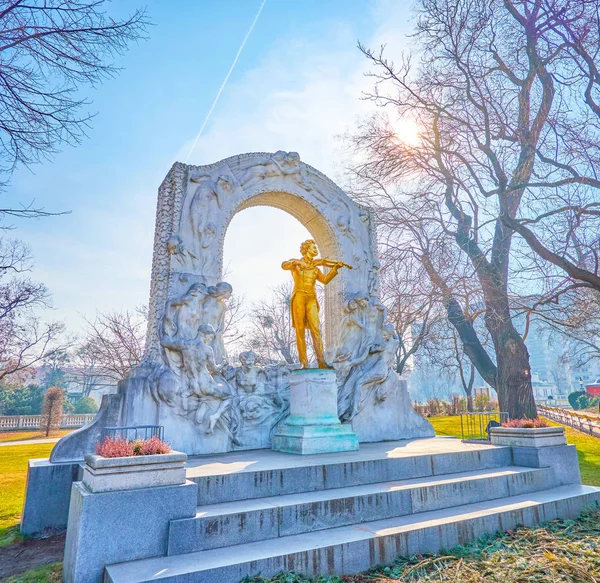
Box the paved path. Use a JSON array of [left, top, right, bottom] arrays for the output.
[[0, 437, 61, 447]]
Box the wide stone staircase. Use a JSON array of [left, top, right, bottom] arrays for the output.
[[104, 438, 600, 583]]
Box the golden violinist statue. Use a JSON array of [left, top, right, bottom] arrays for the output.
[[282, 239, 352, 369]]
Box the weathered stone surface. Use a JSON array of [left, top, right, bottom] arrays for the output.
[[187, 438, 512, 504], [82, 451, 187, 493], [104, 485, 600, 583], [50, 393, 123, 463], [21, 458, 83, 536], [167, 466, 553, 555], [272, 369, 359, 455], [64, 480, 197, 583], [286, 369, 341, 426], [490, 426, 566, 448], [512, 443, 581, 485]]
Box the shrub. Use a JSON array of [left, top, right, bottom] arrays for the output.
[[74, 397, 99, 414], [96, 436, 171, 458], [139, 435, 171, 455], [40, 387, 65, 436], [502, 418, 548, 428], [0, 384, 44, 415], [568, 390, 586, 410]]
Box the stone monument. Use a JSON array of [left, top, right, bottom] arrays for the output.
[[49, 151, 433, 461]]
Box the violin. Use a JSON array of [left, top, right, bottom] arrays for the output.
[[315, 257, 353, 270]]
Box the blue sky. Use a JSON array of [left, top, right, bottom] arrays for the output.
[[3, 0, 414, 332]]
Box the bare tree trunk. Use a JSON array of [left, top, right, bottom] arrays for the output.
[[486, 306, 536, 419], [465, 364, 475, 413]]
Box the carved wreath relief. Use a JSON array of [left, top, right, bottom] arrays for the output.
[[138, 151, 405, 453]]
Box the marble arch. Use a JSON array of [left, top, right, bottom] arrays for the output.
[[143, 152, 378, 363], [51, 151, 433, 460]]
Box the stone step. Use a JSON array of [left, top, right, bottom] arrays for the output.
[[168, 466, 554, 555], [104, 484, 600, 583], [186, 438, 513, 504]]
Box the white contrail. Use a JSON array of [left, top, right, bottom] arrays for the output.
[[185, 0, 267, 163]]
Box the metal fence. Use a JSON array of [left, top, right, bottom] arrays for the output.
[[100, 425, 164, 442], [0, 414, 96, 431], [539, 405, 600, 438], [460, 412, 509, 441]]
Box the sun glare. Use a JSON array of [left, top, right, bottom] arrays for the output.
[[389, 116, 420, 146]]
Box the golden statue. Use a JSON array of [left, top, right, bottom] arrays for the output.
[[282, 239, 352, 369]]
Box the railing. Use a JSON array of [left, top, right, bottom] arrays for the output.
[[460, 412, 509, 441], [539, 405, 600, 438], [0, 413, 96, 431], [101, 425, 164, 442]]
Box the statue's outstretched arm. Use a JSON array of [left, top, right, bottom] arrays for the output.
[[160, 336, 180, 351], [316, 265, 339, 284], [281, 259, 300, 270]]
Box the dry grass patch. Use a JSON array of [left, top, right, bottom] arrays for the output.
[[248, 510, 600, 583]]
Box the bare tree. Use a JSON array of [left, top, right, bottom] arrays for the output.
[[348, 0, 600, 417], [40, 385, 64, 436], [245, 283, 297, 365], [378, 246, 439, 376], [0, 0, 149, 208], [420, 319, 483, 411], [75, 306, 147, 386], [0, 237, 66, 381]]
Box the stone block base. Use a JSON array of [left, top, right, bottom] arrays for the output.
[[272, 369, 358, 455], [271, 423, 359, 455], [512, 444, 581, 486], [64, 480, 197, 583], [21, 458, 83, 536]]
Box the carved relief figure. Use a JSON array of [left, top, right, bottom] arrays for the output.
[[162, 283, 208, 342], [202, 282, 233, 361], [235, 351, 264, 394], [239, 151, 319, 196], [166, 235, 185, 256], [185, 175, 233, 269], [368, 261, 380, 296], [160, 324, 232, 435], [282, 239, 351, 368], [334, 295, 368, 382], [337, 323, 398, 422], [336, 214, 358, 245]]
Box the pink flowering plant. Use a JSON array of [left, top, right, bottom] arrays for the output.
[[96, 435, 172, 458], [501, 418, 548, 429]]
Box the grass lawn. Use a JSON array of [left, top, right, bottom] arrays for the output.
[[0, 442, 56, 544], [428, 415, 600, 486], [3, 563, 62, 583], [0, 430, 72, 444]]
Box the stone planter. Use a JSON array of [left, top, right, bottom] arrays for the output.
[[82, 451, 187, 493], [489, 426, 566, 448]]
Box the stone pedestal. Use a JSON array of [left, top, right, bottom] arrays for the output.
[[271, 369, 358, 455], [63, 453, 197, 583]]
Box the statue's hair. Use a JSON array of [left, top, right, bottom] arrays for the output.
[[198, 324, 216, 336], [239, 350, 256, 364], [208, 281, 233, 297], [300, 239, 316, 255], [187, 282, 207, 295]]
